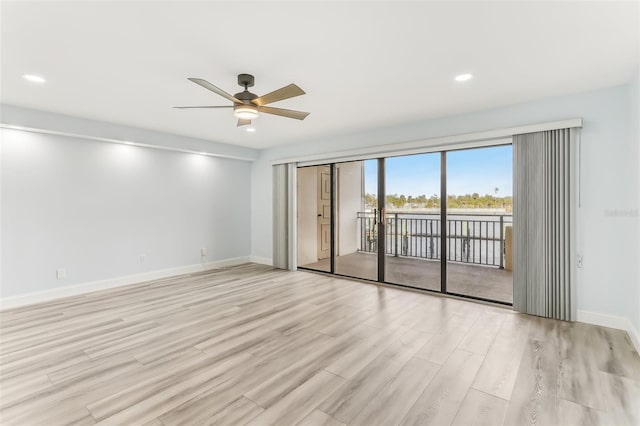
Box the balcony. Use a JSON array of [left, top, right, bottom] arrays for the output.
[[304, 212, 513, 304], [364, 211, 512, 303]]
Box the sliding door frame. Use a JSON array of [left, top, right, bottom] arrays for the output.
[[440, 144, 516, 305], [440, 151, 447, 295], [377, 158, 386, 283], [296, 143, 515, 306], [294, 163, 335, 275], [329, 163, 336, 274]]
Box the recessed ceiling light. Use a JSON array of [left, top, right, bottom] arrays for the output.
[[454, 73, 473, 82], [23, 74, 46, 83], [245, 127, 257, 133]]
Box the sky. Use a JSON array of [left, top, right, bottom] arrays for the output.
[[364, 145, 513, 197]]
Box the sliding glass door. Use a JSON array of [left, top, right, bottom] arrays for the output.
[[384, 153, 441, 291], [334, 160, 378, 281], [296, 143, 513, 305], [296, 164, 332, 272], [445, 146, 513, 303]]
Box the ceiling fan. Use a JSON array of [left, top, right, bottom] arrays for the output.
[[174, 74, 309, 127]]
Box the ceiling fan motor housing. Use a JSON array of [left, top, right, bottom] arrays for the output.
[[234, 90, 258, 103], [235, 74, 257, 104]]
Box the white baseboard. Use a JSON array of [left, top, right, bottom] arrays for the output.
[[0, 256, 251, 311], [250, 256, 273, 266], [577, 310, 640, 354]]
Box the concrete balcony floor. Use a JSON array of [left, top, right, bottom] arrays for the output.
[[301, 251, 513, 304]]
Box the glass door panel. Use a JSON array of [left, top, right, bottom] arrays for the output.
[[295, 144, 514, 307], [384, 153, 441, 291], [296, 164, 331, 272], [334, 160, 378, 281], [445, 145, 513, 303]]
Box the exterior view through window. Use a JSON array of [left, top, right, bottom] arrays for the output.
[[445, 146, 513, 303], [296, 144, 513, 305]]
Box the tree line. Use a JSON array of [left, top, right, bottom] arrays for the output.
[[365, 193, 513, 210]]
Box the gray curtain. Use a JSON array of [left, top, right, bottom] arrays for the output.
[[272, 164, 289, 269], [513, 128, 575, 320]]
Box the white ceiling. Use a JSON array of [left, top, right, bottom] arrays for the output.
[[1, 1, 638, 149]]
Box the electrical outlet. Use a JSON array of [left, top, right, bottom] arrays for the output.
[[201, 247, 207, 256], [577, 254, 583, 268], [56, 268, 66, 280], [139, 254, 146, 264]]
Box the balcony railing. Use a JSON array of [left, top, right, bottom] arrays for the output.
[[357, 211, 513, 268]]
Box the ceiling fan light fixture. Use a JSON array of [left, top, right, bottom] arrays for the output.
[[234, 105, 259, 120]]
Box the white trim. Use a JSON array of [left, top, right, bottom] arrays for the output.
[[577, 310, 640, 354], [0, 124, 258, 162], [0, 256, 251, 311], [295, 138, 513, 167], [287, 163, 298, 271], [273, 118, 583, 166], [250, 256, 273, 266]]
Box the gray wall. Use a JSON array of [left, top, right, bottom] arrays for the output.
[[1, 127, 252, 298], [251, 83, 639, 335]]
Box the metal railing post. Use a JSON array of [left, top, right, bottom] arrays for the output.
[[394, 213, 398, 256], [429, 220, 434, 259], [499, 215, 504, 269]]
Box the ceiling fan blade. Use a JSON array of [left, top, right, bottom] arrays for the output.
[[259, 106, 310, 120], [252, 84, 305, 106], [173, 106, 233, 109], [237, 119, 252, 127], [188, 78, 241, 104]]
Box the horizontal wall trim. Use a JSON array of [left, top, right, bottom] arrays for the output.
[[273, 118, 583, 166], [296, 137, 513, 167], [0, 256, 252, 311], [0, 123, 258, 162], [577, 309, 640, 354]]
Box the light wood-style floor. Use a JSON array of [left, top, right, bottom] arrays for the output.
[[1, 263, 638, 426]]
